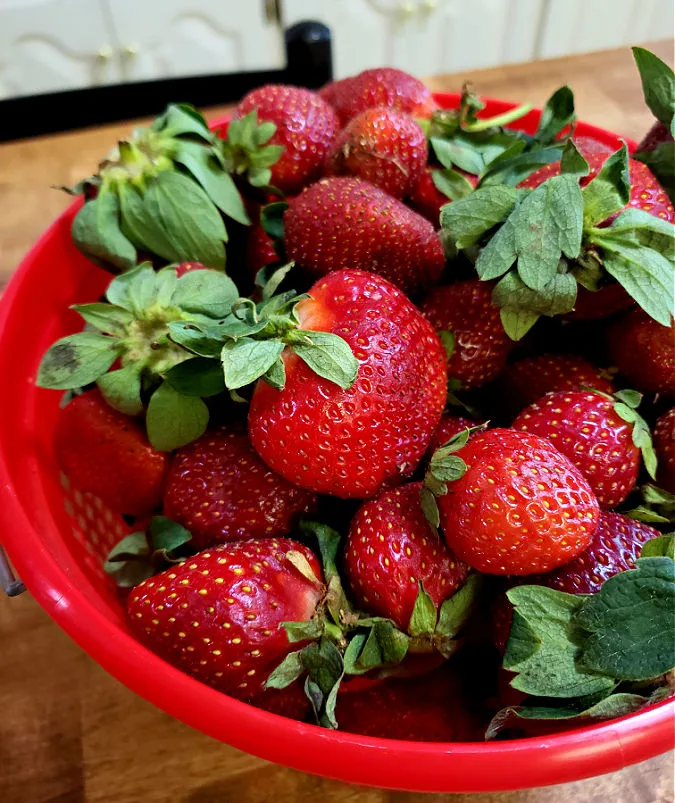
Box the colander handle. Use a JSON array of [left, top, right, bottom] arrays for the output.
[[0, 545, 26, 597]]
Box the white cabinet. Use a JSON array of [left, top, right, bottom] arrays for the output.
[[0, 0, 117, 100], [0, 0, 285, 100], [102, 0, 285, 84]]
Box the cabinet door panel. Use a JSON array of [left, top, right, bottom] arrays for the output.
[[0, 0, 118, 99], [104, 0, 284, 83]]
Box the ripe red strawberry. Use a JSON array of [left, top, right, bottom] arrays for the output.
[[428, 414, 481, 456], [519, 154, 675, 224], [233, 85, 338, 193], [249, 270, 447, 498], [325, 107, 427, 199], [566, 282, 635, 320], [127, 538, 324, 707], [637, 119, 673, 154], [607, 309, 675, 394], [498, 354, 615, 414], [284, 177, 445, 295], [513, 390, 643, 508], [409, 166, 477, 225], [654, 407, 675, 493], [336, 662, 481, 741], [246, 222, 279, 278], [420, 280, 513, 388], [435, 428, 599, 575], [319, 67, 438, 127], [343, 482, 469, 631], [55, 390, 169, 516], [530, 511, 660, 594], [163, 424, 317, 549]]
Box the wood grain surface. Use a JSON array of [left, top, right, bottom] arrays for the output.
[[1, 43, 674, 803]]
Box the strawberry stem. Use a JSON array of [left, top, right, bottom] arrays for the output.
[[464, 104, 533, 132]]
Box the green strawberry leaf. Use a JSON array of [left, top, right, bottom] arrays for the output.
[[163, 357, 225, 397], [71, 303, 133, 336], [146, 382, 209, 451], [436, 573, 483, 640], [440, 185, 521, 249], [504, 585, 616, 699], [256, 261, 294, 300], [286, 330, 358, 390], [632, 47, 675, 127], [626, 485, 675, 525], [173, 140, 250, 225], [575, 556, 675, 681], [431, 136, 484, 175], [499, 307, 541, 341], [97, 363, 143, 415], [587, 233, 675, 326], [144, 172, 227, 269], [37, 332, 120, 390], [221, 338, 284, 389], [560, 140, 590, 178], [347, 620, 409, 674], [282, 619, 324, 644], [260, 201, 289, 242], [486, 692, 650, 739], [105, 262, 158, 314], [408, 583, 437, 637], [641, 534, 675, 560], [152, 103, 212, 139], [171, 269, 239, 320], [606, 208, 675, 257], [71, 191, 137, 271], [118, 183, 179, 260], [438, 330, 455, 361], [534, 85, 576, 145], [168, 321, 224, 358], [478, 145, 563, 187], [265, 650, 306, 690], [581, 144, 631, 227], [148, 515, 192, 555], [263, 358, 286, 390], [420, 486, 440, 530], [431, 168, 475, 201], [301, 638, 345, 729]]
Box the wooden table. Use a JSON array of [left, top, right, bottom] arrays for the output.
[[1, 43, 673, 803]]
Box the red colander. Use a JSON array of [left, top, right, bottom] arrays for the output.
[[0, 95, 672, 794]]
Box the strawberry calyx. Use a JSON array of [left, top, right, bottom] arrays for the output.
[[625, 484, 675, 527], [219, 109, 285, 191], [37, 263, 239, 449], [609, 389, 658, 480], [104, 516, 192, 588], [169, 263, 359, 396], [440, 141, 675, 340], [64, 104, 278, 272]]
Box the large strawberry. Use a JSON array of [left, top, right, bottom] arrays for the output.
[[343, 482, 470, 633], [420, 280, 513, 388], [497, 354, 615, 414], [284, 177, 445, 295], [319, 67, 438, 127], [248, 270, 447, 497], [336, 662, 481, 741], [54, 390, 169, 516], [128, 538, 324, 709], [513, 389, 655, 508], [654, 408, 675, 493], [425, 428, 600, 575], [325, 107, 427, 199], [163, 423, 318, 549], [230, 85, 338, 194], [441, 144, 675, 339], [607, 309, 675, 395]]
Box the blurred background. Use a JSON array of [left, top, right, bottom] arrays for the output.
[[1, 0, 674, 139]]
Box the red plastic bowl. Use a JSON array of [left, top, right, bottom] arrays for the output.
[[0, 95, 672, 794]]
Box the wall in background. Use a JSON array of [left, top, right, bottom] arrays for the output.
[[1, 0, 673, 101]]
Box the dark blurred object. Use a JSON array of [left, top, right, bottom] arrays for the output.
[[0, 20, 333, 142]]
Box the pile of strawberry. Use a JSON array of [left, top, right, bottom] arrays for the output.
[[37, 49, 675, 742]]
